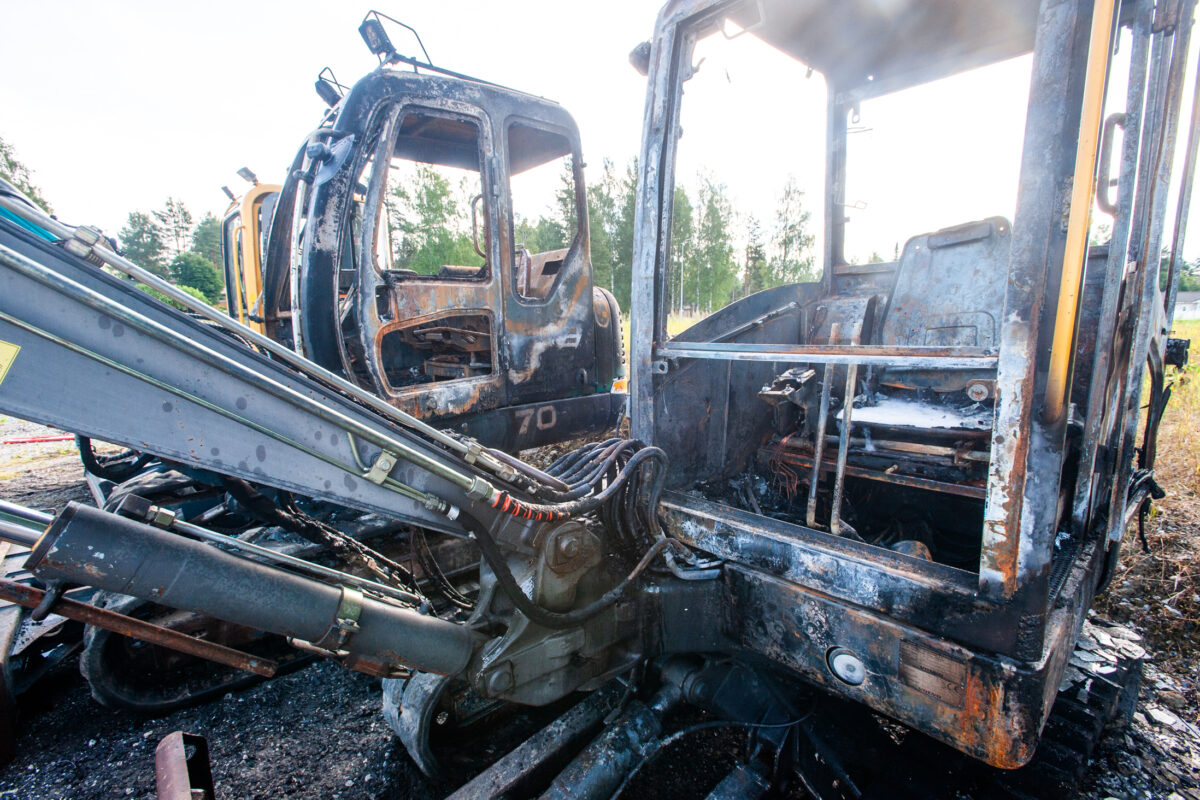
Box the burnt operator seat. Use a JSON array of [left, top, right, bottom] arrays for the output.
[[856, 217, 1012, 436]]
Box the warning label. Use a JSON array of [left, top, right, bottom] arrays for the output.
[[0, 340, 19, 386]]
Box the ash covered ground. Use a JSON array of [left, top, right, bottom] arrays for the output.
[[1, 417, 1199, 799]]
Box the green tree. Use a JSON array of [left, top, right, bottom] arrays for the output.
[[609, 158, 639, 311], [390, 165, 482, 274], [0, 137, 52, 213], [136, 282, 207, 310], [514, 215, 568, 254], [170, 252, 224, 303], [770, 176, 816, 285], [119, 211, 169, 278], [670, 184, 695, 315], [744, 215, 769, 294], [1181, 258, 1200, 291], [586, 159, 619, 298], [695, 175, 736, 313], [191, 213, 222, 267], [154, 198, 195, 260]]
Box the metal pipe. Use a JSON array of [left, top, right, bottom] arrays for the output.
[[1107, 3, 1196, 543], [538, 686, 680, 800], [1163, 13, 1200, 325], [446, 682, 624, 800], [830, 323, 861, 536], [0, 577, 276, 677], [1043, 0, 1118, 422], [484, 446, 570, 492], [167, 516, 422, 606], [806, 323, 838, 528], [818, 435, 990, 463], [704, 763, 770, 800], [0, 194, 518, 483], [28, 502, 481, 676], [658, 341, 996, 369], [771, 449, 987, 500], [0, 517, 41, 548], [1070, 0, 1155, 537], [0, 498, 53, 526]]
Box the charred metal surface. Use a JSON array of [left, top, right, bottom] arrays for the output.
[[722, 564, 1071, 769], [445, 681, 624, 800], [294, 70, 623, 449], [155, 732, 215, 800], [628, 0, 1195, 774], [658, 491, 1031, 656], [0, 0, 1193, 789], [445, 392, 628, 454]]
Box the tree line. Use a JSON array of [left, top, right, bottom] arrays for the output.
[[118, 200, 225, 304], [2, 135, 226, 305], [386, 157, 820, 316]]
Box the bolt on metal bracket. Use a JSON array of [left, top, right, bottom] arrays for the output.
[[365, 450, 398, 484]]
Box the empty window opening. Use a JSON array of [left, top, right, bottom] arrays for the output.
[[378, 312, 493, 390]]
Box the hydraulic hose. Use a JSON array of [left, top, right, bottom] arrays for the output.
[[489, 447, 667, 523]]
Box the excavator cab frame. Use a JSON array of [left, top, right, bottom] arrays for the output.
[[284, 68, 626, 452], [221, 182, 281, 337], [628, 0, 1195, 767]]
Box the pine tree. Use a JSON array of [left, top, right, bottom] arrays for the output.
[[610, 158, 639, 311], [744, 215, 769, 294], [119, 211, 169, 278], [154, 198, 195, 260], [586, 159, 619, 297], [191, 213, 222, 268], [770, 176, 816, 285], [695, 176, 736, 314], [670, 185, 695, 315]]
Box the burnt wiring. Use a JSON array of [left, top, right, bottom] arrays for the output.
[[607, 707, 822, 800], [220, 477, 428, 603], [75, 435, 154, 483], [411, 526, 475, 610]]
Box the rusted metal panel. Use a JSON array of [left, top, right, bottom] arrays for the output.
[[722, 564, 1070, 769], [979, 0, 1092, 602]]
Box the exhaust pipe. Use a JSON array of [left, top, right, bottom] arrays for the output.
[[24, 502, 480, 677]]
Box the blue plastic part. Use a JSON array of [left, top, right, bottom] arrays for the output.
[[0, 205, 58, 242]]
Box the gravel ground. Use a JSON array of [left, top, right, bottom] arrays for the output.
[[1, 416, 1199, 799], [0, 416, 93, 509]]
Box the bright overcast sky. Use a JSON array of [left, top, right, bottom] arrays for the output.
[[0, 1, 659, 237], [2, 1, 1198, 264]]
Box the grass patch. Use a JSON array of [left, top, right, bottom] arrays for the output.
[[1095, 318, 1200, 686], [620, 314, 705, 359]]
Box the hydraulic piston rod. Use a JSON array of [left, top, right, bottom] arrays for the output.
[[25, 502, 482, 676]]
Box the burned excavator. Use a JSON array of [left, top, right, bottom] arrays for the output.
[[218, 17, 627, 453], [0, 0, 1195, 796], [1, 15, 630, 721]]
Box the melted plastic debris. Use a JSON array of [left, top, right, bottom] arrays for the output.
[[838, 397, 993, 431]]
